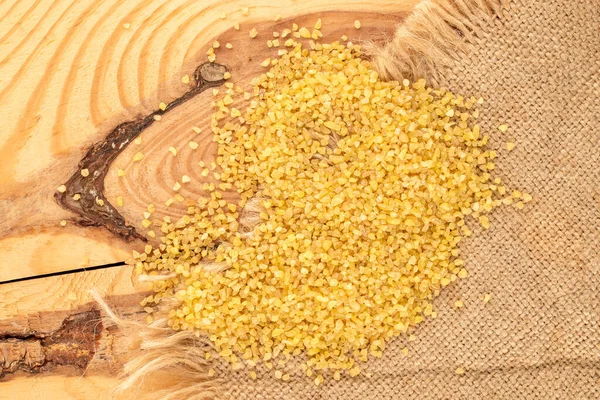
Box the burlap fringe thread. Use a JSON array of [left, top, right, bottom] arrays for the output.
[[92, 0, 510, 398], [90, 290, 223, 400], [369, 0, 510, 85]]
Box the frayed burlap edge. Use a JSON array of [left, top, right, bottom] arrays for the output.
[[90, 290, 223, 400], [368, 0, 511, 85]]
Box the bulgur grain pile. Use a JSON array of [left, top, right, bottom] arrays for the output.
[[134, 31, 528, 383]]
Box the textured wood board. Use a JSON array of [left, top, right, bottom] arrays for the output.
[[0, 0, 417, 283], [0, 0, 420, 397]]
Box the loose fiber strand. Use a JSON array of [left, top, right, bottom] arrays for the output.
[[368, 0, 508, 84], [89, 290, 221, 399]]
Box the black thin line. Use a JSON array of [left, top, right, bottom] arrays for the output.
[[0, 261, 127, 285]]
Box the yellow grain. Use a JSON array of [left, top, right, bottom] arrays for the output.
[[80, 169, 89, 177], [57, 185, 67, 193], [298, 27, 311, 38]]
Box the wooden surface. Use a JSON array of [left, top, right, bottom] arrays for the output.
[[0, 0, 421, 398], [0, 0, 418, 283]]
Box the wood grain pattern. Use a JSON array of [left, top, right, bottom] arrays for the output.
[[0, 0, 419, 283], [0, 0, 421, 397], [0, 266, 149, 399]]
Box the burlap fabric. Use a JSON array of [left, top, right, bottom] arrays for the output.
[[221, 0, 600, 398]]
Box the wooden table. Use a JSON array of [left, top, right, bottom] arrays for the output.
[[0, 0, 418, 398]]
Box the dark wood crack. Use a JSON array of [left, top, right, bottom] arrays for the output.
[[54, 62, 228, 241], [0, 310, 101, 378]]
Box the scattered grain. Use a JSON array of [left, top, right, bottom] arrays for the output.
[[133, 36, 525, 381]]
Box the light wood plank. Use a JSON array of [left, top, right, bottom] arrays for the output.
[[0, 0, 418, 281], [0, 1, 421, 398]]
